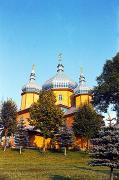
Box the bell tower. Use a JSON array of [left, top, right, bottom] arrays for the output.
[[21, 65, 41, 110], [74, 69, 92, 108]]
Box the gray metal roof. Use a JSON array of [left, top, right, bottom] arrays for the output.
[[42, 63, 77, 90], [74, 73, 91, 95], [22, 65, 41, 93]]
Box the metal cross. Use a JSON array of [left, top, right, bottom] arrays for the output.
[[58, 53, 63, 62]]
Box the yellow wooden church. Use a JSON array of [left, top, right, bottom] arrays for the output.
[[17, 55, 92, 149]]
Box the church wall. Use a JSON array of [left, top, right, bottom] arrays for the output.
[[33, 93, 39, 103], [17, 110, 30, 126], [21, 93, 39, 110], [75, 136, 88, 150], [21, 94, 26, 110], [65, 115, 74, 128], [75, 94, 92, 108], [29, 135, 51, 149], [53, 89, 73, 108], [25, 93, 34, 108]]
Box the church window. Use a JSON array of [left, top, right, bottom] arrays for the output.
[[59, 94, 62, 101]]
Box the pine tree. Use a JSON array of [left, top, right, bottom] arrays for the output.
[[90, 120, 119, 180], [15, 118, 28, 154], [0, 99, 17, 151]]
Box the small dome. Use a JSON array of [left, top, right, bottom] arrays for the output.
[[22, 65, 41, 93], [22, 82, 41, 93], [74, 73, 91, 95], [42, 58, 77, 90]]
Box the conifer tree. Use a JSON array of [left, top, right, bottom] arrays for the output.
[[30, 90, 64, 151], [59, 125, 74, 156], [15, 118, 28, 154], [73, 104, 102, 150], [90, 119, 119, 180], [0, 99, 17, 151]]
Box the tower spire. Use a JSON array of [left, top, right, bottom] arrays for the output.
[[57, 53, 64, 72], [58, 53, 62, 62], [29, 64, 36, 82], [79, 67, 86, 85]]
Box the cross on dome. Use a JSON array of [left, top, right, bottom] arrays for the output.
[[58, 53, 62, 62], [79, 67, 86, 85], [57, 53, 64, 72], [30, 64, 36, 82], [42, 54, 77, 90]]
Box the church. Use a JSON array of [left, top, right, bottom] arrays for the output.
[[17, 55, 92, 149]]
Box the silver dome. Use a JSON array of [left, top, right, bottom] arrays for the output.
[[42, 62, 77, 90], [74, 73, 91, 95], [22, 65, 41, 93]]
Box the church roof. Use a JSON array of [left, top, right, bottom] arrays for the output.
[[22, 65, 41, 94], [74, 71, 91, 95], [64, 107, 76, 116], [42, 54, 77, 90]]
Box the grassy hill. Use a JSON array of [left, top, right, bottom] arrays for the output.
[[0, 148, 118, 180]]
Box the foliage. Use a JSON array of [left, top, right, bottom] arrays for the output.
[[93, 53, 119, 118], [73, 104, 102, 141], [0, 99, 17, 135], [54, 124, 74, 155], [59, 126, 74, 148], [90, 124, 119, 180], [15, 118, 28, 147], [30, 90, 64, 138], [15, 118, 29, 154]]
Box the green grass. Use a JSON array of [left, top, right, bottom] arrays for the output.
[[0, 148, 118, 180]]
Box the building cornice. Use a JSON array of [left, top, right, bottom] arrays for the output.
[[17, 108, 30, 115], [51, 88, 74, 93], [21, 92, 39, 96]]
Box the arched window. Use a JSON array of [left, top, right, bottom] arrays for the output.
[[59, 94, 63, 101]]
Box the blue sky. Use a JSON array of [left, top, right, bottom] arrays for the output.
[[0, 0, 119, 108]]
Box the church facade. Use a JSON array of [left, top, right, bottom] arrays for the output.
[[17, 56, 92, 149]]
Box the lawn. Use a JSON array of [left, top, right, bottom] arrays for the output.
[[0, 148, 118, 180]]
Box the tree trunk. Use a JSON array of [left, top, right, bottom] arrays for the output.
[[10, 133, 14, 147], [4, 129, 8, 151], [117, 109, 119, 124], [64, 147, 67, 156], [4, 144, 6, 152], [43, 138, 46, 152], [20, 146, 22, 154], [43, 146, 46, 152], [86, 139, 90, 150], [110, 167, 113, 180]]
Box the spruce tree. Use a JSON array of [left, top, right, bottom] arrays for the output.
[[59, 125, 74, 156], [0, 99, 17, 151], [15, 118, 28, 154], [90, 120, 119, 180]]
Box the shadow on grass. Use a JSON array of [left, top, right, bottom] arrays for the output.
[[114, 171, 119, 178], [11, 148, 25, 154], [11, 147, 41, 154], [0, 175, 10, 180], [74, 165, 119, 178], [51, 175, 71, 180], [74, 165, 109, 174]]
